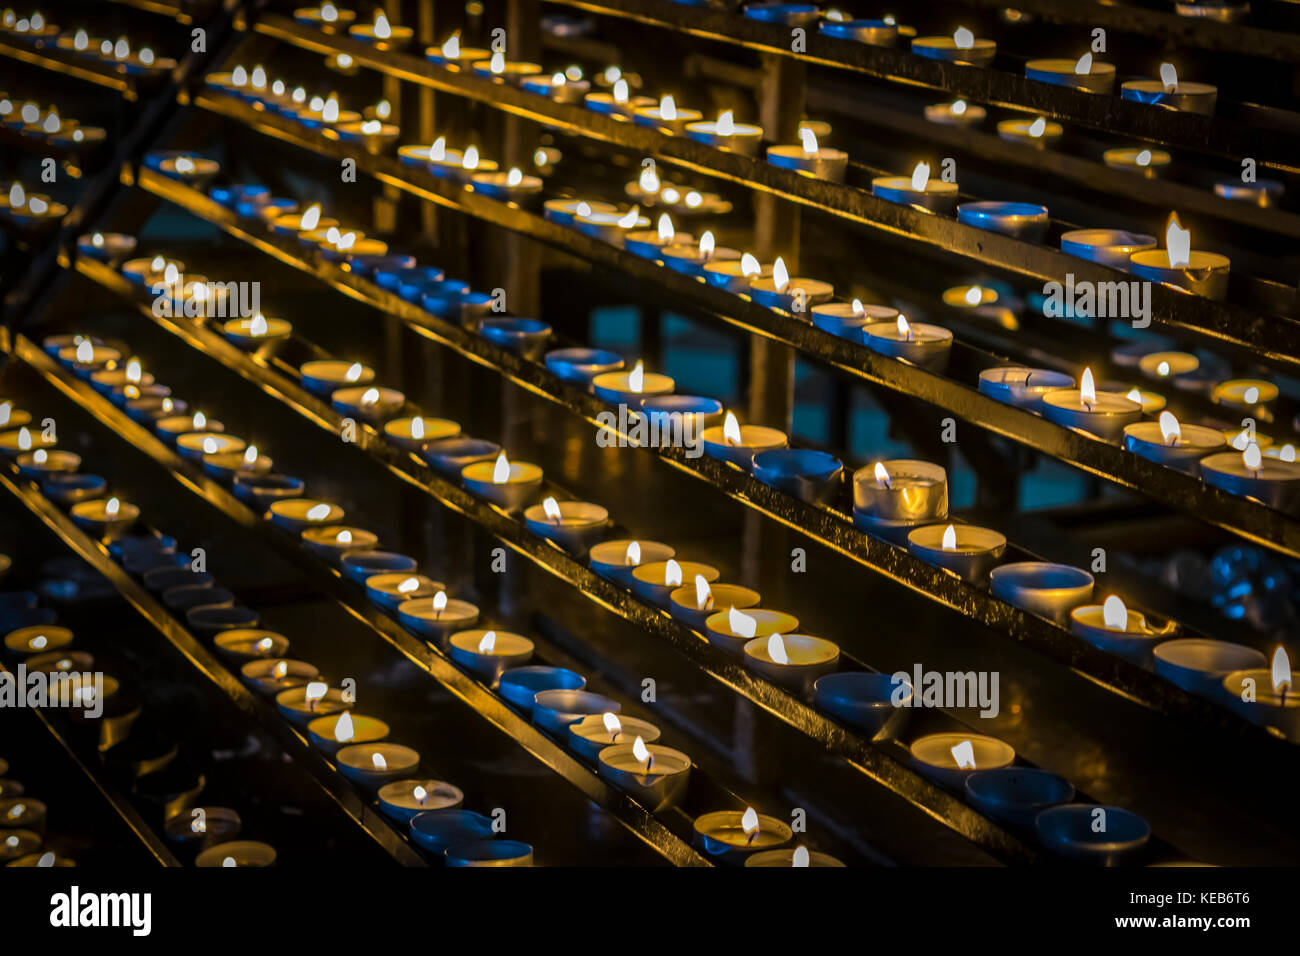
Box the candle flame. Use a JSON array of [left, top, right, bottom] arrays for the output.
[[716, 110, 736, 136], [106, 497, 121, 518], [305, 681, 327, 703], [1155, 410, 1182, 445], [489, 51, 505, 74], [695, 574, 712, 609], [617, 206, 640, 228], [16, 426, 30, 452], [964, 286, 982, 306], [76, 339, 94, 363], [1243, 442, 1263, 471], [34, 449, 46, 465], [852, 298, 864, 315], [274, 661, 289, 679], [1165, 213, 1191, 268], [1102, 594, 1128, 630], [398, 576, 420, 594], [741, 807, 760, 835], [897, 314, 912, 340], [413, 785, 428, 803], [322, 98, 340, 123], [800, 127, 819, 156], [462, 145, 480, 170], [664, 558, 683, 588], [1028, 117, 1047, 138], [722, 411, 743, 445], [322, 3, 338, 21], [952, 99, 968, 116], [730, 607, 757, 638], [628, 360, 645, 393], [429, 137, 446, 162], [373, 12, 392, 39], [639, 164, 660, 194], [202, 436, 219, 455], [125, 358, 142, 382], [306, 503, 331, 520], [656, 213, 674, 243], [874, 461, 892, 488], [478, 630, 497, 654], [1272, 647, 1291, 695], [951, 739, 976, 770], [767, 632, 790, 665], [360, 120, 382, 135], [193, 411, 207, 430], [334, 711, 355, 742], [772, 257, 790, 292], [1080, 367, 1097, 406], [359, 387, 380, 405], [792, 846, 810, 867], [372, 752, 388, 770], [741, 253, 761, 278], [632, 735, 652, 768], [542, 496, 563, 522], [433, 590, 448, 613], [910, 162, 930, 191], [336, 529, 353, 545], [1136, 149, 1152, 167], [953, 27, 975, 49], [1159, 62, 1178, 92], [659, 95, 677, 121], [345, 362, 364, 382], [441, 33, 460, 57], [507, 167, 523, 187], [492, 451, 512, 484], [301, 204, 322, 231], [694, 231, 715, 259], [575, 201, 592, 217], [1279, 444, 1297, 463], [613, 78, 629, 103], [603, 712, 622, 737], [1074, 53, 1093, 75], [942, 524, 957, 551], [1243, 386, 1260, 404], [625, 540, 641, 566]]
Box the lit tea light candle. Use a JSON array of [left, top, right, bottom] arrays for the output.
[[307, 710, 390, 756], [597, 737, 692, 811], [1223, 647, 1300, 740], [1201, 442, 1300, 512], [222, 313, 293, 355], [4, 625, 73, 656], [462, 451, 543, 511], [956, 201, 1050, 241], [299, 359, 375, 397], [907, 522, 1006, 583], [294, 3, 357, 31], [743, 632, 840, 698], [996, 115, 1063, 150], [819, 13, 898, 44], [669, 577, 760, 631], [977, 367, 1075, 411], [348, 10, 412, 50], [203, 444, 271, 481], [747, 846, 845, 867], [76, 232, 136, 266], [58, 339, 121, 375], [766, 127, 848, 182], [863, 313, 954, 372], [990, 561, 1094, 625], [177, 432, 245, 463], [331, 385, 405, 423], [571, 712, 660, 760], [397, 590, 480, 647], [397, 137, 462, 178], [693, 808, 793, 864], [632, 558, 720, 608], [277, 680, 348, 726], [623, 213, 692, 260], [543, 198, 616, 226], [301, 525, 379, 563], [585, 77, 654, 119], [241, 658, 318, 696], [426, 32, 489, 69], [195, 841, 277, 868], [1137, 350, 1198, 382], [632, 94, 702, 136], [16, 447, 80, 479], [69, 497, 139, 540], [0, 401, 31, 431], [156, 409, 223, 444], [90, 357, 152, 395], [336, 743, 420, 790], [471, 166, 543, 204], [1123, 411, 1224, 473], [910, 732, 1015, 788], [924, 98, 987, 127], [1121, 62, 1217, 114], [660, 230, 741, 277], [383, 415, 460, 452], [589, 539, 675, 587], [700, 411, 788, 470], [270, 203, 338, 238], [122, 254, 185, 286], [592, 360, 675, 405], [1211, 379, 1278, 415], [852, 459, 948, 543], [1059, 228, 1156, 271], [1025, 53, 1115, 94], [808, 299, 890, 342], [1129, 213, 1230, 299], [1041, 368, 1143, 441], [871, 161, 959, 215], [685, 110, 764, 156], [377, 779, 463, 824], [448, 629, 535, 685], [912, 26, 996, 67], [159, 155, 220, 187], [704, 606, 798, 654], [1121, 386, 1166, 415], [334, 119, 400, 154], [213, 628, 290, 664], [365, 573, 443, 612], [268, 498, 345, 534], [521, 70, 591, 104], [1070, 594, 1173, 662], [703, 251, 771, 294], [574, 205, 649, 245], [524, 497, 610, 555], [748, 257, 834, 313], [471, 50, 543, 84], [1102, 147, 1172, 179], [298, 95, 361, 129], [0, 425, 54, 457]]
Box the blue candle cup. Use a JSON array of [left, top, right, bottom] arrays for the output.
[[1152, 638, 1265, 698], [638, 395, 725, 438], [978, 367, 1074, 412], [345, 252, 416, 279], [233, 473, 306, 510], [40, 472, 107, 506], [477, 317, 552, 361], [1035, 804, 1151, 865], [965, 768, 1075, 828], [143, 151, 190, 172], [123, 547, 185, 577], [446, 839, 534, 867], [362, 257, 423, 289], [209, 184, 268, 209], [744, 2, 822, 25], [340, 551, 417, 585], [531, 689, 621, 736], [812, 672, 912, 740], [411, 808, 496, 854], [544, 348, 624, 385], [145, 567, 213, 594], [164, 585, 234, 614], [751, 448, 843, 505], [385, 266, 447, 300], [420, 437, 502, 475], [989, 562, 1093, 626], [242, 196, 296, 221], [186, 604, 260, 638], [498, 666, 587, 712], [811, 301, 897, 340], [818, 18, 898, 45], [109, 532, 177, 563], [957, 201, 1050, 242], [416, 277, 470, 311], [448, 291, 497, 329]]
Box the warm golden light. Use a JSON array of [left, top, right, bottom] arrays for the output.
[[625, 540, 641, 566], [1074, 53, 1093, 75], [740, 253, 761, 278], [628, 360, 645, 393], [334, 712, 355, 743], [730, 607, 757, 638], [767, 633, 790, 665], [1159, 62, 1178, 92], [741, 807, 760, 835], [722, 411, 743, 446], [1028, 117, 1047, 138], [432, 590, 448, 614], [398, 576, 420, 594], [507, 167, 523, 187], [1166, 212, 1191, 268], [306, 503, 331, 521], [896, 314, 912, 340], [694, 574, 712, 609], [664, 558, 683, 588], [373, 12, 392, 39], [656, 213, 674, 243], [1102, 595, 1128, 630], [772, 257, 790, 292], [942, 524, 957, 551], [1243, 442, 1263, 471], [301, 204, 322, 231], [717, 110, 735, 135], [951, 739, 976, 769], [1159, 411, 1181, 445], [336, 530, 353, 545], [953, 27, 975, 49], [106, 497, 121, 518], [659, 95, 677, 121], [874, 461, 891, 488], [492, 451, 512, 484], [542, 496, 563, 522], [345, 362, 364, 382], [478, 631, 497, 654], [1272, 647, 1291, 695], [441, 33, 460, 58], [603, 712, 622, 738], [1079, 367, 1097, 407], [699, 231, 715, 258], [799, 127, 819, 155], [910, 162, 930, 191]]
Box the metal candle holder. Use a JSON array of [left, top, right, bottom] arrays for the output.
[[668, 582, 761, 631], [597, 742, 692, 811], [1153, 639, 1265, 698], [909, 732, 1015, 789], [906, 523, 1006, 584], [990, 562, 1094, 626], [812, 672, 912, 740]]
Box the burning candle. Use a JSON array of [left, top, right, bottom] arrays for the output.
[[907, 523, 1006, 583], [91, 357, 152, 395], [956, 201, 1050, 241], [909, 732, 1015, 788], [1102, 147, 1172, 179], [294, 3, 357, 31], [1123, 411, 1224, 473], [276, 681, 348, 726], [76, 232, 136, 266], [471, 166, 543, 205], [348, 11, 412, 50], [746, 847, 845, 867], [377, 779, 463, 823], [996, 115, 1063, 150], [978, 367, 1075, 411], [575, 206, 649, 245], [809, 299, 894, 341], [335, 119, 400, 154], [1129, 214, 1230, 299], [589, 539, 675, 587], [426, 33, 489, 69], [1201, 443, 1300, 512], [58, 339, 121, 376], [305, 711, 389, 759], [4, 626, 73, 656], [990, 561, 1094, 625], [623, 213, 692, 261], [766, 127, 848, 182], [748, 257, 834, 314], [268, 499, 345, 534], [69, 497, 138, 540], [700, 411, 788, 470], [592, 360, 675, 406], [331, 385, 405, 423], [862, 313, 953, 372], [364, 573, 443, 612], [298, 95, 361, 130], [524, 497, 610, 555], [685, 110, 764, 156], [924, 99, 987, 127], [632, 94, 702, 135], [1059, 228, 1156, 271], [462, 452, 543, 511], [1212, 379, 1278, 415], [871, 161, 959, 214], [570, 712, 660, 760], [1025, 53, 1115, 94], [270, 204, 338, 238], [337, 743, 420, 790], [660, 231, 741, 277], [693, 808, 792, 864], [16, 448, 80, 479], [632, 558, 719, 608], [703, 251, 771, 294], [521, 71, 591, 104], [1070, 594, 1173, 662], [0, 402, 31, 431], [299, 359, 374, 397], [177, 432, 245, 464], [543, 198, 616, 226], [1041, 368, 1143, 441], [0, 425, 55, 457], [704, 607, 799, 654], [398, 591, 480, 647], [159, 155, 220, 187], [669, 577, 760, 631], [1121, 63, 1217, 114], [448, 629, 535, 685], [1223, 647, 1300, 739], [242, 658, 319, 696], [743, 632, 840, 698], [156, 409, 223, 444], [597, 737, 692, 811], [584, 77, 654, 119], [1213, 177, 1284, 207], [1137, 350, 1199, 383], [222, 314, 293, 355], [301, 526, 379, 564], [471, 51, 543, 85], [1120, 386, 1167, 415], [383, 415, 460, 452], [213, 629, 290, 664], [912, 27, 996, 67]]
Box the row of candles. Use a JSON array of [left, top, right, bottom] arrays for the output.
[[0, 555, 275, 866], [0, 181, 66, 228], [0, 11, 176, 77], [0, 96, 104, 148]]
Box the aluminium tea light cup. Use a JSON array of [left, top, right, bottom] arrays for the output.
[[752, 448, 844, 505], [575, 208, 650, 245], [446, 841, 533, 869], [907, 523, 1007, 583], [499, 665, 586, 711], [396, 141, 462, 175], [978, 367, 1075, 411], [700, 414, 788, 470], [422, 437, 501, 475], [270, 208, 339, 238], [234, 473, 306, 509], [585, 87, 655, 120], [276, 683, 348, 726], [0, 403, 32, 430], [213, 629, 290, 664], [340, 551, 416, 585], [448, 629, 535, 685], [159, 156, 220, 187], [743, 633, 840, 699], [69, 498, 139, 540], [471, 168, 544, 204], [1123, 414, 1224, 474], [1153, 638, 1265, 697], [307, 711, 390, 756], [471, 55, 544, 84], [164, 806, 242, 851], [570, 713, 661, 760], [748, 261, 834, 313], [592, 363, 675, 405], [462, 453, 543, 511], [1102, 148, 1172, 179], [155, 412, 224, 444], [188, 605, 260, 638], [685, 112, 764, 156], [43, 473, 107, 506], [543, 198, 617, 226], [632, 560, 719, 607], [1059, 228, 1156, 271], [544, 348, 624, 385], [704, 255, 772, 294], [365, 573, 444, 611], [478, 318, 552, 360], [660, 236, 741, 277], [520, 73, 591, 104], [383, 416, 460, 452], [1024, 55, 1115, 93], [77, 232, 136, 266], [871, 167, 959, 215], [1201, 446, 1300, 512], [766, 129, 848, 181], [632, 96, 703, 136], [410, 809, 494, 855], [57, 343, 121, 376], [1221, 652, 1300, 739], [1121, 65, 1217, 114], [813, 671, 912, 739], [624, 222, 695, 260], [4, 625, 73, 657], [532, 689, 621, 736], [1035, 805, 1151, 865], [912, 28, 996, 66], [242, 658, 319, 696], [299, 360, 375, 397], [301, 525, 379, 564], [598, 741, 692, 811], [1070, 596, 1173, 663], [426, 35, 490, 68], [378, 779, 463, 824], [910, 732, 1015, 789], [397, 593, 480, 647], [964, 768, 1075, 828], [1041, 373, 1143, 441], [348, 12, 413, 50], [957, 201, 1049, 241], [852, 460, 947, 543], [204, 446, 273, 480], [640, 395, 725, 436], [862, 316, 953, 372], [747, 847, 845, 867], [589, 539, 675, 587], [819, 17, 898, 44], [0, 426, 54, 457], [177, 433, 245, 463], [268, 498, 345, 534], [925, 99, 986, 127], [669, 581, 760, 631], [195, 840, 277, 868], [16, 449, 80, 479], [1212, 379, 1278, 415], [524, 499, 609, 555], [693, 810, 792, 864], [331, 385, 406, 423], [334, 120, 399, 154], [990, 561, 1094, 626], [1137, 350, 1198, 382], [91, 364, 154, 395]]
